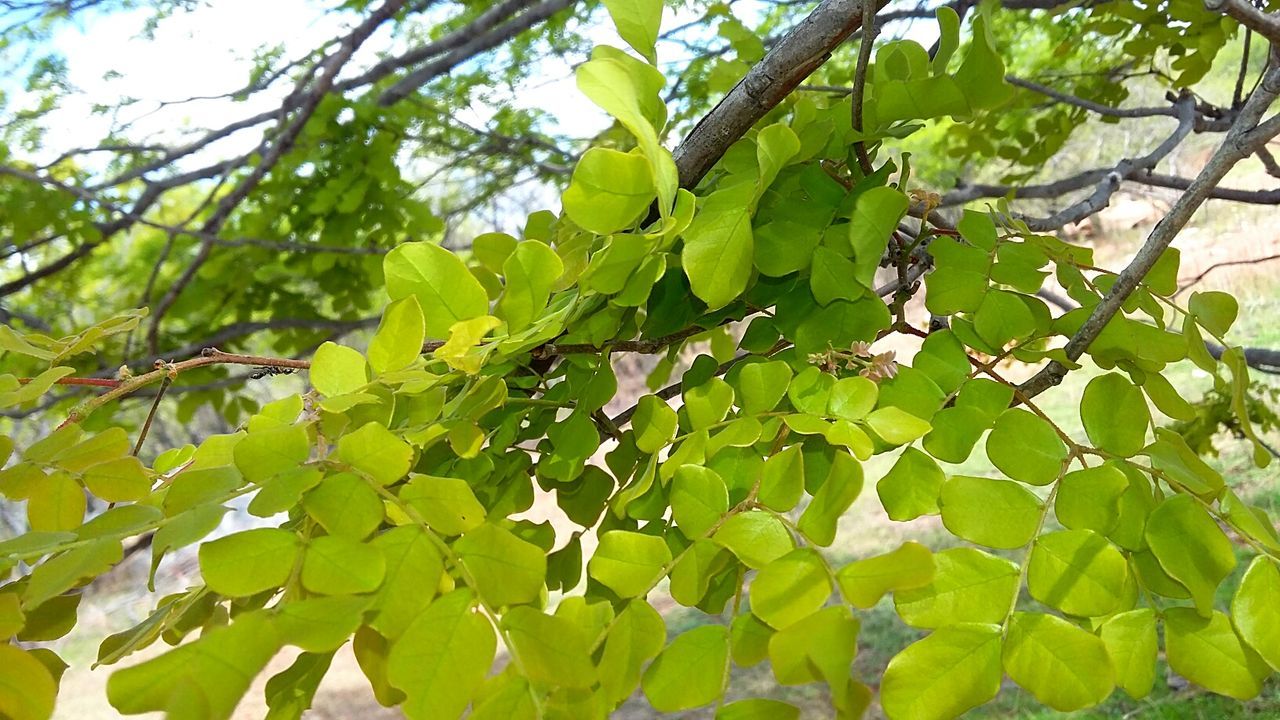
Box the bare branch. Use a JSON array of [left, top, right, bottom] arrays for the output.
[[1005, 74, 1179, 118], [377, 0, 579, 106], [1174, 253, 1280, 296]]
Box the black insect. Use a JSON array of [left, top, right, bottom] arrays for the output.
[[248, 365, 296, 380]]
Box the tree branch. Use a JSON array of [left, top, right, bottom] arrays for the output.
[[672, 0, 886, 189], [376, 0, 578, 106], [1019, 61, 1280, 398]]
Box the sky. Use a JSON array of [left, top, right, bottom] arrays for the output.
[[25, 0, 622, 170]]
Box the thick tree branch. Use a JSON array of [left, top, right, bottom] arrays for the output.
[[1205, 0, 1280, 43], [672, 0, 886, 189]]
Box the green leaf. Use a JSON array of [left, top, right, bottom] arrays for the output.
[[714, 510, 794, 568], [836, 541, 935, 609], [599, 600, 665, 704], [1002, 612, 1114, 711], [263, 651, 332, 720], [671, 465, 729, 536], [388, 590, 496, 720], [337, 421, 412, 486], [684, 377, 734, 430], [82, 456, 150, 502], [589, 529, 671, 597], [810, 245, 862, 306], [23, 538, 121, 609], [1055, 464, 1128, 533], [456, 523, 546, 607], [1080, 373, 1150, 457], [758, 445, 804, 512], [1143, 428, 1224, 496], [107, 612, 280, 719], [26, 472, 85, 532], [985, 408, 1067, 485], [633, 395, 677, 454], [894, 547, 1019, 628], [755, 123, 800, 194], [787, 366, 833, 415], [1100, 609, 1158, 699], [502, 606, 596, 688], [234, 424, 309, 484], [0, 366, 74, 408], [876, 447, 944, 521], [50, 427, 128, 471], [564, 148, 655, 234], [576, 48, 677, 213], [164, 466, 242, 516], [880, 623, 1002, 720], [0, 645, 55, 720], [865, 406, 931, 445], [1164, 607, 1271, 699], [473, 232, 518, 273], [602, 0, 662, 62], [1188, 290, 1237, 337], [582, 233, 652, 294], [939, 475, 1042, 549], [303, 472, 384, 539], [682, 184, 755, 309], [385, 242, 490, 338], [973, 290, 1035, 348], [1231, 556, 1280, 671], [767, 605, 858, 687], [368, 296, 426, 374], [847, 187, 909, 289], [310, 341, 369, 397], [400, 474, 486, 536], [497, 240, 564, 332], [199, 528, 300, 598], [1145, 494, 1235, 616], [797, 452, 863, 546], [642, 625, 730, 712], [369, 526, 444, 640], [275, 596, 369, 653], [1027, 529, 1128, 617], [749, 548, 831, 629], [302, 535, 386, 595], [150, 506, 228, 589], [669, 539, 726, 606], [828, 376, 878, 421], [733, 361, 792, 415]]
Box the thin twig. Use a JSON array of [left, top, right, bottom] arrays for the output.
[[133, 372, 173, 456], [850, 0, 877, 175]]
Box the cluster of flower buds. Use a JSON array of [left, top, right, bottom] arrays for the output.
[[807, 341, 899, 382]]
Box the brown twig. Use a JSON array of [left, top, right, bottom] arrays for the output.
[[1173, 253, 1280, 297], [850, 0, 877, 175], [63, 349, 310, 426], [133, 371, 173, 456]]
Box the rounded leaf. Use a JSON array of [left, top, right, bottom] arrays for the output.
[[1080, 373, 1151, 457], [199, 528, 300, 598], [881, 623, 1002, 720], [1003, 612, 1114, 711], [939, 475, 1042, 549]]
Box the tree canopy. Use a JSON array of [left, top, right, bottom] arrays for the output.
[[1, 0, 1280, 717]]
